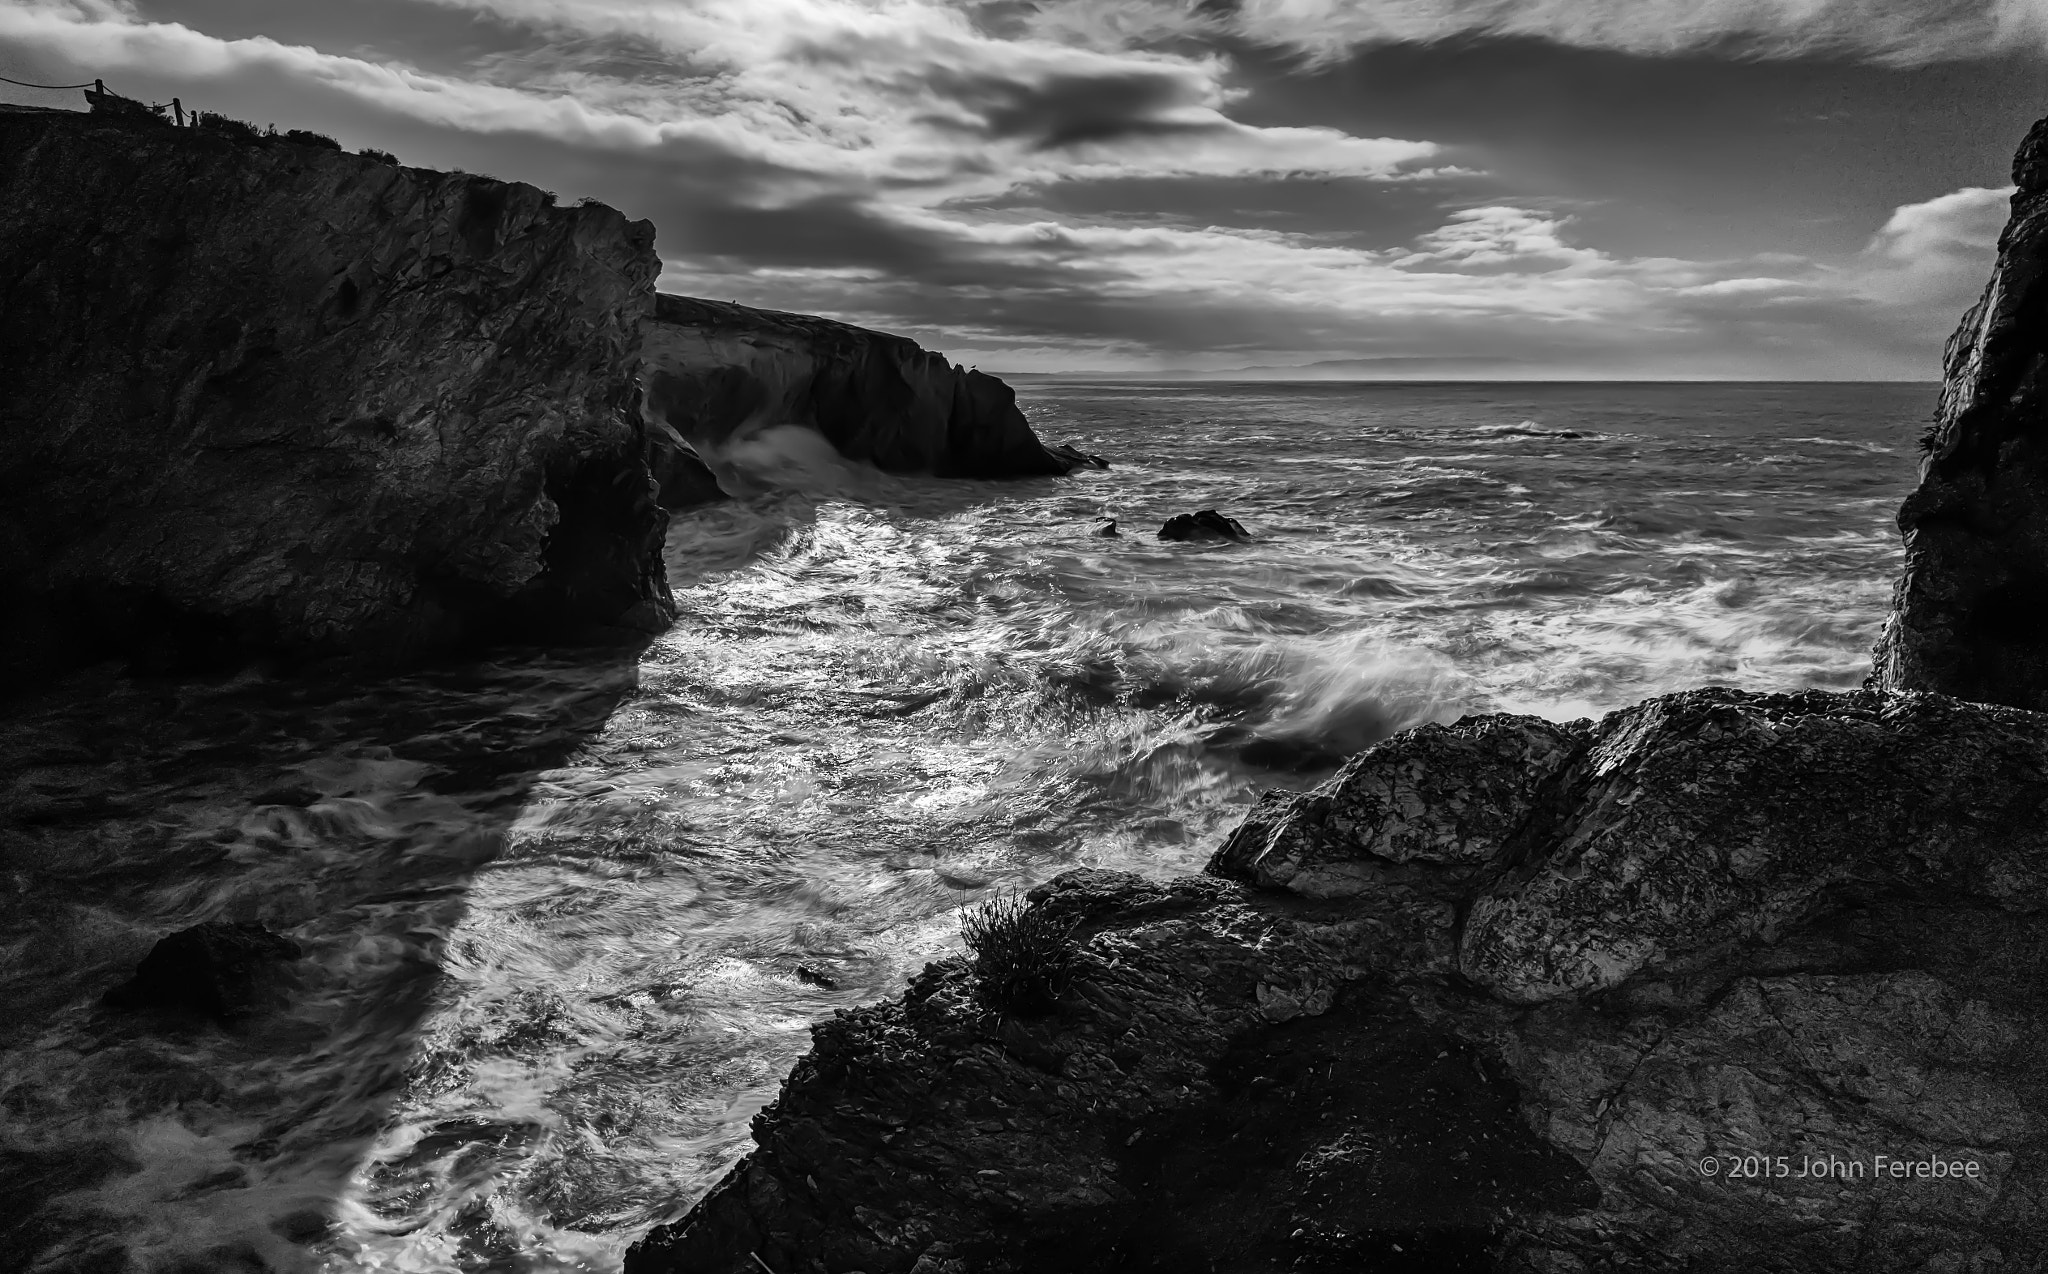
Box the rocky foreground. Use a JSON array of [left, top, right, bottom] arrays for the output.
[[632, 689, 2048, 1273], [630, 119, 2048, 1273]]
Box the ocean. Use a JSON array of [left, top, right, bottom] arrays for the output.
[[1, 380, 1930, 1272]]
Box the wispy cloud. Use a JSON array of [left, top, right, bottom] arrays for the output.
[[0, 0, 2025, 375]]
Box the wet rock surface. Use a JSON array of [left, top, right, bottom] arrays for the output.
[[102, 921, 304, 1023], [0, 106, 672, 674], [1158, 509, 1251, 542], [635, 689, 2048, 1272], [1875, 115, 2048, 710], [641, 294, 1081, 479]]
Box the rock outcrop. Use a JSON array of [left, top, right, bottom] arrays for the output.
[[1873, 117, 2048, 710], [1158, 510, 1251, 543], [102, 921, 304, 1023], [641, 294, 1080, 480], [633, 689, 2048, 1272], [0, 104, 673, 671]]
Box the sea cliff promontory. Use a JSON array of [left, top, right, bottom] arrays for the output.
[[1875, 118, 2048, 710], [628, 119, 2048, 1273], [0, 101, 1085, 674]]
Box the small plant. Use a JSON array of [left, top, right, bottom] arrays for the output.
[[283, 128, 342, 151], [961, 890, 1079, 1016], [192, 111, 261, 141], [358, 148, 399, 165]]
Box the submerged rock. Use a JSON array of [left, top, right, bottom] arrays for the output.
[[1092, 518, 1119, 538], [1157, 510, 1251, 543], [1874, 115, 2048, 710], [640, 295, 1083, 480], [0, 105, 673, 671], [103, 921, 304, 1023], [637, 688, 2048, 1271]]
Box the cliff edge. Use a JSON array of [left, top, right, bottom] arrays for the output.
[[642, 294, 1077, 482], [0, 104, 672, 670], [1874, 118, 2048, 709]]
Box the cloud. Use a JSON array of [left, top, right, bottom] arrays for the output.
[[0, 0, 2020, 376], [1024, 0, 2048, 67]]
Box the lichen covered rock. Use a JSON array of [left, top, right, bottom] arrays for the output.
[[0, 106, 673, 669]]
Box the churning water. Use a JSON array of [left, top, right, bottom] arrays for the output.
[[1, 381, 1929, 1271]]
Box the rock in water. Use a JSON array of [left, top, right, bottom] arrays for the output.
[[1157, 509, 1250, 542], [1092, 518, 1118, 537], [640, 295, 1082, 479], [1875, 116, 2048, 709], [0, 106, 673, 671], [103, 922, 304, 1022], [633, 688, 2048, 1271], [1047, 442, 1110, 470]]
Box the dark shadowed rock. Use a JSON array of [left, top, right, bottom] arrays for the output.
[[641, 295, 1083, 480], [1874, 115, 2048, 710], [1092, 518, 1118, 537], [103, 922, 304, 1022], [645, 419, 730, 509], [638, 689, 2048, 1271], [0, 106, 673, 673], [1157, 510, 1250, 543], [1047, 443, 1110, 470]]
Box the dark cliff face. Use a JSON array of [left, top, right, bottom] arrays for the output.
[[641, 293, 1073, 481], [1873, 116, 2048, 708], [0, 106, 673, 672]]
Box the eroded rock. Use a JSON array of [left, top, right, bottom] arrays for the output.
[[641, 689, 2048, 1271], [1874, 116, 2048, 710], [102, 921, 304, 1023], [0, 106, 672, 670], [640, 295, 1082, 480]]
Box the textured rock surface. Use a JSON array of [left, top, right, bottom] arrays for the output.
[[0, 106, 673, 669], [636, 689, 2048, 1272], [1874, 116, 2048, 710], [641, 293, 1079, 479]]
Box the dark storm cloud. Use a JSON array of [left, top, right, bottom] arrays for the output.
[[914, 64, 1220, 150]]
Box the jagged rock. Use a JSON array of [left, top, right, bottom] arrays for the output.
[[1092, 518, 1118, 537], [0, 105, 673, 672], [1157, 510, 1250, 543], [643, 689, 2048, 1271], [1874, 115, 2048, 710], [1048, 443, 1110, 471], [645, 418, 730, 509], [640, 295, 1082, 479], [103, 921, 303, 1022]]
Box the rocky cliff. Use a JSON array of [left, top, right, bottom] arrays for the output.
[[641, 294, 1076, 480], [632, 689, 2048, 1273], [1873, 119, 2048, 709], [0, 104, 672, 670]]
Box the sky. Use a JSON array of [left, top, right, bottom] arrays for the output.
[[4, 0, 2045, 377]]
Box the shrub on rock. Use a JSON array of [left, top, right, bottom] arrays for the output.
[[960, 891, 1079, 1015]]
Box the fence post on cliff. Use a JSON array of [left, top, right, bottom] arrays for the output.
[[172, 97, 183, 127]]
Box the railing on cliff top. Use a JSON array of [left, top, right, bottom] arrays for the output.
[[2, 75, 210, 129]]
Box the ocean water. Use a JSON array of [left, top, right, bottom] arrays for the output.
[[0, 380, 1929, 1272]]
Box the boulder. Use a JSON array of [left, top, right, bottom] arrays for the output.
[[1874, 115, 2048, 710], [103, 921, 304, 1022], [0, 106, 673, 671], [1157, 510, 1250, 543], [1092, 518, 1118, 538], [636, 689, 2048, 1271]]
